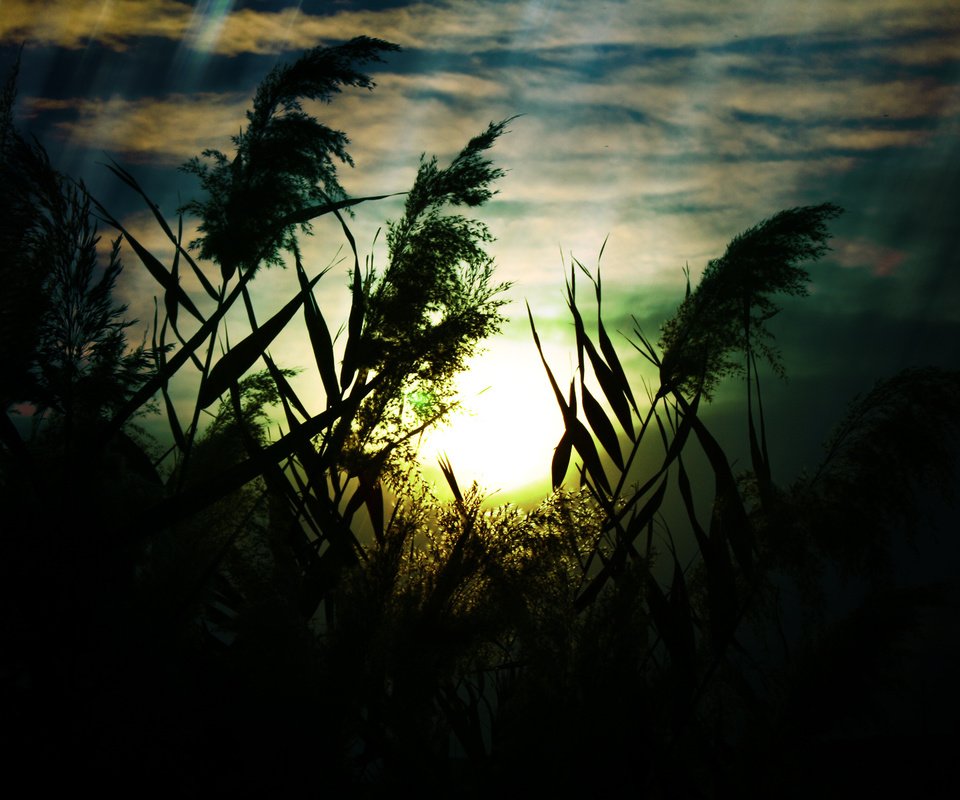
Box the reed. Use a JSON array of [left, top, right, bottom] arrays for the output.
[[2, 40, 959, 796]]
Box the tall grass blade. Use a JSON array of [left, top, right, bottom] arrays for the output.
[[569, 291, 635, 440], [527, 301, 569, 418], [263, 352, 310, 423], [662, 390, 699, 462], [159, 358, 186, 452], [680, 405, 754, 577], [103, 159, 176, 238], [333, 207, 365, 391], [581, 383, 623, 470], [551, 430, 572, 490], [165, 221, 181, 330], [278, 192, 403, 228], [198, 272, 323, 409], [180, 221, 219, 302], [630, 327, 662, 368], [569, 417, 610, 497], [295, 251, 340, 406], [583, 256, 641, 421], [676, 453, 706, 546], [575, 475, 668, 611], [105, 160, 214, 297], [151, 300, 186, 451], [92, 198, 205, 324], [568, 377, 578, 420], [101, 159, 220, 302], [647, 558, 698, 692], [598, 317, 639, 417], [438, 453, 465, 508], [748, 351, 773, 502], [588, 339, 634, 439], [677, 454, 738, 650], [566, 263, 585, 377]]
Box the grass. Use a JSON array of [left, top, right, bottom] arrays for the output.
[[2, 40, 960, 796]]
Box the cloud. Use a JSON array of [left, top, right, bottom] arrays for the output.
[[4, 1, 957, 57], [6, 1, 955, 507], [832, 237, 909, 277], [1, 0, 192, 51], [22, 92, 250, 163], [12, 1, 957, 326]]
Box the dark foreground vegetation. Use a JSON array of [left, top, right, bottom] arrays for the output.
[[2, 39, 959, 796]]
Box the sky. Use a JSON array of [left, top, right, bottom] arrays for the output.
[[3, 0, 960, 505]]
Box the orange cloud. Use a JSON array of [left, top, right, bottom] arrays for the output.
[[5, 1, 955, 58], [23, 92, 248, 163], [1, 0, 192, 51], [832, 238, 908, 277]]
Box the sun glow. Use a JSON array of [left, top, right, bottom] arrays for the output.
[[415, 337, 566, 505]]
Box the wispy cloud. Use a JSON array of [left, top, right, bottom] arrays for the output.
[[10, 7, 957, 323], [5, 1, 958, 57], [18, 1, 955, 297], [22, 92, 249, 163], [2, 0, 192, 51], [832, 237, 908, 277]]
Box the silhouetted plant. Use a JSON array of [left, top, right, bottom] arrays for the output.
[[345, 120, 513, 470], [1, 38, 515, 788], [658, 203, 842, 399], [62, 42, 517, 750], [182, 36, 401, 281], [1, 54, 151, 437], [4, 36, 960, 798], [324, 461, 603, 785], [526, 211, 960, 796], [770, 366, 960, 587], [0, 53, 50, 416], [82, 39, 513, 579], [32, 201, 152, 432]]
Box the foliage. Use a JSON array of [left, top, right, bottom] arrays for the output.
[[62, 38, 513, 571], [33, 201, 152, 427], [3, 39, 959, 798], [659, 203, 842, 398], [346, 120, 514, 466], [526, 214, 960, 795], [369, 119, 513, 382], [0, 52, 151, 439], [2, 46, 519, 791], [181, 36, 400, 280], [0, 51, 50, 411], [776, 366, 960, 584]]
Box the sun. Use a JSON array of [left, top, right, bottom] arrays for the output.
[[415, 338, 566, 504]]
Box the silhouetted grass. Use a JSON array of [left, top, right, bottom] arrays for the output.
[[2, 41, 959, 797]]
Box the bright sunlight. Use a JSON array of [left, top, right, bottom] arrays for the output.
[[416, 337, 563, 502]]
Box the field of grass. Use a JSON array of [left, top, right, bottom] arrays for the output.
[[2, 39, 959, 796]]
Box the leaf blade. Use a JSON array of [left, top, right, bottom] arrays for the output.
[[198, 273, 322, 409]]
